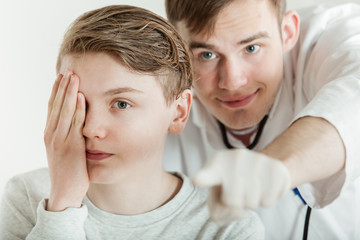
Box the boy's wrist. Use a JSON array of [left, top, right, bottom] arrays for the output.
[[47, 196, 83, 212]]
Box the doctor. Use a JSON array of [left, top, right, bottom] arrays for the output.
[[163, 0, 360, 239]]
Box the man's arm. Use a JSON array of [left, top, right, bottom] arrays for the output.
[[262, 116, 345, 189], [192, 116, 346, 225]]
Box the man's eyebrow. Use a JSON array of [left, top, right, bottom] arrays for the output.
[[104, 87, 143, 96], [189, 31, 270, 50], [239, 32, 270, 45], [189, 42, 215, 50]]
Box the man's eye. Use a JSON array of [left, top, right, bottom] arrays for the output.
[[113, 101, 130, 109], [245, 44, 260, 54], [201, 52, 216, 60]]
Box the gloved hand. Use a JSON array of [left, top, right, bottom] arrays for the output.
[[192, 148, 291, 225]]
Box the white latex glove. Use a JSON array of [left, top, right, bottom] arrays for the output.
[[192, 148, 291, 225]]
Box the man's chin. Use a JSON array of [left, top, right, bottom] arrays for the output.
[[214, 111, 263, 130]]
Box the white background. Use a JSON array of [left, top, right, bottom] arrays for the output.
[[1, 0, 359, 196]]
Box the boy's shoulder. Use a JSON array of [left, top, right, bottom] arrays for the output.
[[171, 172, 264, 239], [12, 167, 49, 179], [4, 168, 50, 203], [7, 168, 50, 188]]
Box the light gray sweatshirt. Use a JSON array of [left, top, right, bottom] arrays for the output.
[[0, 168, 264, 239]]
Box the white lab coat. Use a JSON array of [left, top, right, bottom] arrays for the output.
[[163, 3, 360, 239]]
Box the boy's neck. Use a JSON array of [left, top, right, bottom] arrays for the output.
[[86, 170, 183, 215]]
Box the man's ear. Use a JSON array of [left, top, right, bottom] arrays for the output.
[[168, 89, 192, 134], [281, 10, 300, 54]]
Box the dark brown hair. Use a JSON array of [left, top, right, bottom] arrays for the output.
[[165, 0, 286, 35], [57, 5, 193, 104]]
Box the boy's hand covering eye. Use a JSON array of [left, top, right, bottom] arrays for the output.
[[192, 148, 291, 225], [44, 71, 89, 211]]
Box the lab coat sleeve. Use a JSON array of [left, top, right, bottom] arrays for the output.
[[292, 4, 360, 208]]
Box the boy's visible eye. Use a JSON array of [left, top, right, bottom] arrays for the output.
[[201, 51, 217, 60], [245, 44, 260, 54], [113, 101, 131, 109]]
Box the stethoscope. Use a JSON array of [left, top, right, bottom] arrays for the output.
[[217, 115, 311, 240]]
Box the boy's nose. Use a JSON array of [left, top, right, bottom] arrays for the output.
[[82, 110, 106, 140]]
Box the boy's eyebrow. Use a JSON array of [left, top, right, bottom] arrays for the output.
[[104, 87, 143, 96], [189, 31, 270, 50]]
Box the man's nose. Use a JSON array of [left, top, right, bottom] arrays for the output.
[[218, 57, 248, 90]]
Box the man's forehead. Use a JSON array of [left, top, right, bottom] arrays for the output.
[[174, 21, 192, 42], [176, 0, 277, 45], [175, 20, 217, 45]]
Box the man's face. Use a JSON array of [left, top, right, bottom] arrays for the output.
[[60, 53, 176, 184], [177, 0, 285, 130]]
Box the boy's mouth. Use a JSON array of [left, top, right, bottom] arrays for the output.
[[86, 149, 114, 161]]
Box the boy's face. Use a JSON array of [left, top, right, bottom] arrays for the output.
[[60, 52, 176, 183], [176, 0, 285, 130]]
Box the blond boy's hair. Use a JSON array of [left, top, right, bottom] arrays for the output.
[[57, 5, 193, 104]]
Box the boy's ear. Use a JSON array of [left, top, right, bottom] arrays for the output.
[[281, 10, 300, 54], [168, 89, 192, 135]]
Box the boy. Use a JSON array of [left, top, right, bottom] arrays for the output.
[[0, 5, 263, 239]]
